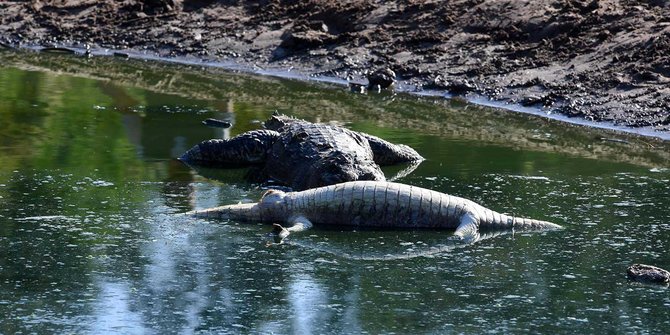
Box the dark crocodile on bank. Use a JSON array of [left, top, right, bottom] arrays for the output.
[[178, 114, 424, 191], [186, 181, 562, 243]]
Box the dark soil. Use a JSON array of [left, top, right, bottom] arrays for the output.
[[1, 0, 669, 133]]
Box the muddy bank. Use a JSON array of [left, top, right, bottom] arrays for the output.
[[1, 0, 669, 133]]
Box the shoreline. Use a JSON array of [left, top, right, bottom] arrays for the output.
[[2, 1, 669, 136], [4, 42, 670, 142]]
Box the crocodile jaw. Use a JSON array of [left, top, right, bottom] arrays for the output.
[[187, 202, 262, 222]]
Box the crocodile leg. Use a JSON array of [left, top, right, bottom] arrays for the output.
[[453, 211, 481, 243], [271, 215, 313, 244], [179, 129, 280, 167], [360, 133, 424, 165]]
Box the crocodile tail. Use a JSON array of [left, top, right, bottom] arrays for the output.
[[488, 210, 562, 232], [510, 216, 562, 231]]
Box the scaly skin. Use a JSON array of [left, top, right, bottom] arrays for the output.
[[262, 116, 385, 190], [187, 181, 562, 242], [178, 129, 280, 167]]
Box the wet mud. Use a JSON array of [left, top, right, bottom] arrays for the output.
[[1, 0, 669, 133]]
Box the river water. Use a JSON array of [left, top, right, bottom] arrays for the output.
[[1, 50, 669, 334]]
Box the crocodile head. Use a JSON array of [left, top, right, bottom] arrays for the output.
[[264, 113, 298, 131], [257, 189, 290, 222], [188, 189, 290, 223]]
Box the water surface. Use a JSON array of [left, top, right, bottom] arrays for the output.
[[1, 50, 669, 334]]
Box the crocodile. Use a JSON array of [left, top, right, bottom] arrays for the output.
[[178, 114, 424, 191], [186, 180, 562, 243]]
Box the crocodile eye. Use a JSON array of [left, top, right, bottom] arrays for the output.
[[261, 189, 285, 203], [292, 131, 308, 140]]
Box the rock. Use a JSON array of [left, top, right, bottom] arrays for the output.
[[627, 264, 670, 284], [348, 82, 367, 94], [448, 79, 477, 95], [141, 0, 178, 13], [520, 93, 558, 107], [367, 68, 396, 90], [520, 95, 544, 106], [279, 28, 334, 50]]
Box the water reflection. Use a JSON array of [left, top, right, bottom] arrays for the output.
[[2, 49, 669, 167], [91, 280, 147, 334], [287, 229, 516, 261], [1, 51, 670, 334], [289, 275, 329, 334]]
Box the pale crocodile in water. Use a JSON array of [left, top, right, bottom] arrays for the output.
[[185, 181, 562, 243], [178, 113, 424, 191]]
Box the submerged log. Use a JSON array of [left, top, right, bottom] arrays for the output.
[[202, 118, 231, 128], [627, 264, 670, 284]]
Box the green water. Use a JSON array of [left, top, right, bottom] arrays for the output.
[[1, 50, 670, 334]]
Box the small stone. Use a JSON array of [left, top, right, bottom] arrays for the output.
[[627, 264, 670, 284], [349, 82, 367, 94], [520, 95, 543, 106], [448, 79, 476, 95], [367, 68, 396, 90]]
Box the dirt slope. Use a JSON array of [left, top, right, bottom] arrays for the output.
[[1, 0, 668, 132]]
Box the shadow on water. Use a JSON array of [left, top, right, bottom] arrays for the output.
[[1, 49, 670, 334], [282, 229, 521, 261]]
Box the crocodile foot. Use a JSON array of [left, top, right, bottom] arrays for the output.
[[271, 223, 290, 244]]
